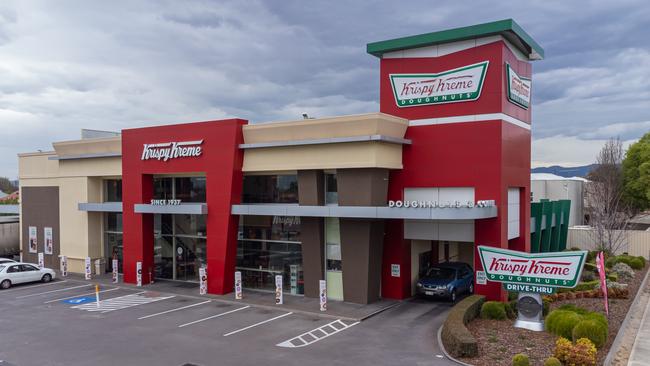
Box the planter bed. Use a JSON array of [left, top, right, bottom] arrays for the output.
[[458, 264, 648, 366]]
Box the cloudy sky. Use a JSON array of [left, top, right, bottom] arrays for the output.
[[0, 0, 649, 178]]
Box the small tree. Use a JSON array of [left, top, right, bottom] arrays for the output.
[[622, 132, 650, 211], [0, 177, 16, 194], [585, 138, 630, 254]]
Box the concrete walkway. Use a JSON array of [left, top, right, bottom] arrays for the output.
[[58, 272, 399, 321], [628, 283, 650, 366]]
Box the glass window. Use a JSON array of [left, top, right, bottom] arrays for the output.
[[104, 179, 122, 202], [7, 265, 21, 273], [325, 173, 338, 205], [242, 175, 298, 203], [152, 214, 207, 282], [153, 178, 173, 200], [236, 215, 303, 294], [175, 177, 206, 203], [105, 213, 123, 232], [175, 214, 206, 237], [325, 218, 342, 271], [21, 264, 39, 271]]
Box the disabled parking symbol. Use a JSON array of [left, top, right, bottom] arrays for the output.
[[62, 296, 95, 305]]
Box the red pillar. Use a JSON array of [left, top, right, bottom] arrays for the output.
[[122, 174, 153, 284]]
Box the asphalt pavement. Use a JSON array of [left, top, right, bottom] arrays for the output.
[[0, 278, 457, 366]]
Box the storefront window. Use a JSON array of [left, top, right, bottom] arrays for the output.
[[104, 212, 123, 273], [153, 213, 207, 282], [325, 173, 338, 205], [104, 179, 122, 202], [175, 177, 206, 203], [237, 216, 303, 294], [242, 175, 298, 203], [153, 178, 173, 200]]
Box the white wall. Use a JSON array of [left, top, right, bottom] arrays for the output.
[[531, 180, 584, 226], [403, 187, 475, 242], [508, 188, 520, 240]]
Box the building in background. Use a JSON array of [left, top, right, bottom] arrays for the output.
[[531, 173, 587, 226]]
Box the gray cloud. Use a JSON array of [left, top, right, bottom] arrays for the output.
[[0, 0, 649, 178]]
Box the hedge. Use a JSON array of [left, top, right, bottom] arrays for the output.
[[440, 294, 486, 358], [481, 301, 507, 320]]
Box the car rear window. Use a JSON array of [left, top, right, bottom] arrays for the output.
[[425, 267, 455, 280]]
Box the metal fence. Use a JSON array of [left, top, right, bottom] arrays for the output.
[[567, 227, 650, 259]]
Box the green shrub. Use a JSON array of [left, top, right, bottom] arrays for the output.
[[508, 291, 518, 301], [480, 301, 507, 320], [636, 256, 646, 267], [440, 295, 485, 358], [571, 280, 600, 292], [630, 257, 645, 270], [546, 310, 583, 339], [586, 251, 598, 263], [584, 262, 597, 272], [584, 312, 608, 328], [554, 337, 573, 363], [607, 273, 619, 282], [512, 353, 530, 366], [504, 301, 516, 319], [558, 304, 588, 315], [543, 357, 562, 366], [608, 255, 645, 270], [543, 299, 550, 317], [572, 319, 607, 349], [606, 256, 617, 268]]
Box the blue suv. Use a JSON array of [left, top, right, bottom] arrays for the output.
[[416, 262, 474, 302]]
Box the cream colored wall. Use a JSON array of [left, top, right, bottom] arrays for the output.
[[18, 151, 121, 274], [53, 136, 121, 157], [243, 142, 403, 171], [244, 113, 408, 143]]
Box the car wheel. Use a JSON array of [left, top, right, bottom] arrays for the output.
[[0, 279, 11, 289], [41, 274, 52, 283], [468, 283, 474, 294], [450, 289, 457, 302]]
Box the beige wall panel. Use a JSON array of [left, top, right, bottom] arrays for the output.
[[58, 177, 90, 259], [243, 142, 402, 172], [53, 136, 121, 157], [58, 157, 121, 177], [244, 113, 408, 144], [18, 153, 59, 179]]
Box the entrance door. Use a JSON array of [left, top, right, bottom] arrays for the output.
[[174, 236, 206, 282], [153, 214, 206, 282], [325, 218, 343, 300]]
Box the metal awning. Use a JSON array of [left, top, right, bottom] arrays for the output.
[[134, 203, 207, 215], [78, 202, 123, 212]]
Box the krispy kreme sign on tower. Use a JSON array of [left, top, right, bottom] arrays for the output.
[[141, 140, 203, 161], [390, 61, 489, 107], [477, 246, 586, 288], [506, 63, 531, 109]]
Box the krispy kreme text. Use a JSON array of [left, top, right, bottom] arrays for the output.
[[141, 140, 203, 161]]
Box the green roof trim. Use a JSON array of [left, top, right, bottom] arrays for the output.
[[366, 19, 544, 60]]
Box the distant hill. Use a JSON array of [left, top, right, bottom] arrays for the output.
[[531, 164, 596, 178]]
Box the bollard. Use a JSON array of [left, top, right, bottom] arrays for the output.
[[136, 262, 142, 287], [95, 284, 100, 308], [234, 271, 242, 300], [275, 275, 283, 305], [112, 259, 119, 283], [60, 255, 67, 277], [84, 257, 92, 280], [38, 253, 44, 269], [199, 267, 207, 295], [319, 280, 327, 311]]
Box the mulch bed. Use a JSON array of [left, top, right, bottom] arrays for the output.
[[458, 265, 649, 366]]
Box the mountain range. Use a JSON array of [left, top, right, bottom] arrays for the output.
[[531, 164, 596, 178]]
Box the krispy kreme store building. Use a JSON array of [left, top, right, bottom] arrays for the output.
[[17, 19, 543, 304]]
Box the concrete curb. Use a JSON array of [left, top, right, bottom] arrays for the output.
[[436, 324, 475, 366], [605, 267, 650, 365]]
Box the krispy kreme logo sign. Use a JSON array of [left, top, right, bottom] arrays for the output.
[[506, 63, 531, 109], [390, 61, 489, 108], [141, 140, 203, 161], [477, 246, 586, 288]]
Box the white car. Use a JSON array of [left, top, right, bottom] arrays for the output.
[[0, 262, 56, 289], [0, 258, 16, 265]]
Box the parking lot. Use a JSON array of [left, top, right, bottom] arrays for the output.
[[0, 278, 456, 366]]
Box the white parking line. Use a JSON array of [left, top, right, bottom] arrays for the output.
[[71, 292, 175, 313], [178, 305, 250, 328], [276, 319, 359, 348], [0, 280, 68, 293], [16, 284, 92, 299], [223, 312, 293, 337], [44, 287, 120, 304], [138, 300, 212, 320]]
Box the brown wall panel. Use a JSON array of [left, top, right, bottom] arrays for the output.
[[300, 217, 324, 297], [337, 168, 389, 206], [21, 186, 60, 268], [340, 219, 384, 304], [297, 170, 324, 206]]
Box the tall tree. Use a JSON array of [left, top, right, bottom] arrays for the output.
[[585, 138, 630, 253], [0, 177, 17, 194], [622, 132, 650, 211]]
